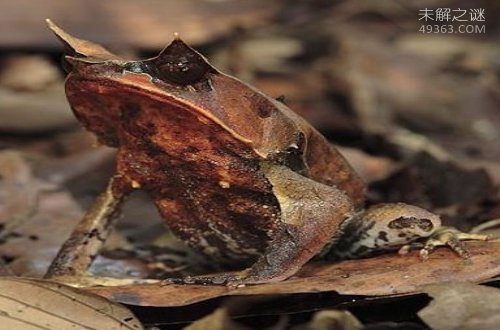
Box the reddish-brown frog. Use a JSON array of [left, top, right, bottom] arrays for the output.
[[45, 20, 487, 285]]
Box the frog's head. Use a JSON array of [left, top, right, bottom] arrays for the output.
[[47, 20, 216, 146], [46, 20, 300, 156]]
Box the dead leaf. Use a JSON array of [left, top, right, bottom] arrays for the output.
[[372, 152, 494, 210], [418, 282, 500, 330], [84, 240, 500, 307], [0, 277, 143, 330], [0, 0, 279, 48], [0, 151, 46, 232], [0, 55, 61, 91], [338, 146, 395, 183], [328, 25, 500, 162], [0, 54, 75, 132], [184, 308, 254, 330], [292, 310, 362, 330], [0, 151, 84, 276]]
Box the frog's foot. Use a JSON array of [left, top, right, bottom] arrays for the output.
[[399, 226, 489, 260]]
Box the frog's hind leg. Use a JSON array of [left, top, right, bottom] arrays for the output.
[[232, 163, 356, 284], [162, 163, 357, 286]]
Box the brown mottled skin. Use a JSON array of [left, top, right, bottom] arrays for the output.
[[58, 32, 365, 282], [48, 22, 486, 285]]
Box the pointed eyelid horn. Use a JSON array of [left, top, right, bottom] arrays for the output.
[[45, 19, 120, 61]]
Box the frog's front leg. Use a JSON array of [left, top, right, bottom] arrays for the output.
[[44, 175, 131, 279], [321, 203, 489, 261]]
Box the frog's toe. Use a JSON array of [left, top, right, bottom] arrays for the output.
[[398, 244, 413, 256], [418, 226, 489, 260]]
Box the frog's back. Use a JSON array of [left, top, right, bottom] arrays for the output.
[[154, 72, 366, 209], [171, 73, 366, 209]]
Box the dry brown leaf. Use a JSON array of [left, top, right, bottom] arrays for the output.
[[0, 55, 75, 132], [0, 55, 61, 91], [292, 310, 362, 330], [183, 308, 253, 330], [0, 277, 143, 330], [418, 282, 500, 330], [84, 240, 500, 307], [372, 152, 494, 211], [0, 151, 51, 229], [0, 0, 278, 48], [329, 25, 500, 163], [184, 304, 289, 330], [0, 151, 84, 277]]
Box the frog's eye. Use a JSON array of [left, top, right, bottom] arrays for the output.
[[152, 39, 211, 85]]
